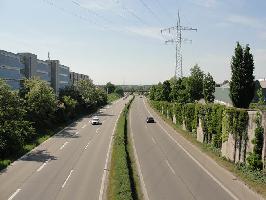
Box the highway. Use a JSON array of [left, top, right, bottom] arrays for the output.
[[129, 96, 263, 200], [0, 97, 129, 200]]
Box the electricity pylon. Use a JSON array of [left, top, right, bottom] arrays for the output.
[[161, 12, 197, 78]]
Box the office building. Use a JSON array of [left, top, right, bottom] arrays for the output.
[[69, 71, 89, 85], [0, 50, 24, 89], [47, 60, 70, 94], [18, 53, 51, 84]]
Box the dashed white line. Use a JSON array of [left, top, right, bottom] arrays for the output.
[[62, 170, 74, 188], [37, 159, 51, 172], [82, 124, 87, 129], [96, 127, 100, 133], [8, 189, 21, 200], [143, 99, 239, 200], [60, 141, 69, 150], [165, 160, 176, 175], [152, 137, 156, 144], [85, 141, 91, 150]]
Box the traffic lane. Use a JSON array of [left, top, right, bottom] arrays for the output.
[[56, 110, 117, 200], [143, 97, 262, 200], [3, 99, 123, 200], [130, 100, 195, 200], [0, 120, 81, 200], [132, 97, 233, 200], [11, 118, 102, 200]]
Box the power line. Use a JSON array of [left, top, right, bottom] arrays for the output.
[[137, 0, 163, 24], [113, 0, 149, 26], [161, 11, 197, 78], [41, 0, 109, 30]]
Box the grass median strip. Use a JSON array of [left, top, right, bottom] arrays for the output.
[[108, 96, 142, 200]]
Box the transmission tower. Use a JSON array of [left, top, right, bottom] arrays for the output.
[[161, 12, 197, 78]]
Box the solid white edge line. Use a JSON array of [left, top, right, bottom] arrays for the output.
[[62, 170, 74, 188], [98, 108, 123, 200], [129, 106, 150, 200], [8, 189, 21, 200], [143, 99, 239, 200]]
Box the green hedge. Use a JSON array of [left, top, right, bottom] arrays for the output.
[[150, 100, 248, 151]]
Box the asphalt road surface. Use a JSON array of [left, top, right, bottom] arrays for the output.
[[129, 96, 263, 200], [0, 97, 129, 200]]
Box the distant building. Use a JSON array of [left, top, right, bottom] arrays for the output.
[[0, 49, 86, 93], [69, 71, 89, 85], [47, 60, 70, 94], [0, 50, 24, 89], [214, 80, 266, 106], [18, 53, 51, 84]]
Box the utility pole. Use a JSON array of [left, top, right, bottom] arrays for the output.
[[161, 12, 197, 79]]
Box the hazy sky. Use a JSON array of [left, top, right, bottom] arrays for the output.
[[0, 0, 265, 85]]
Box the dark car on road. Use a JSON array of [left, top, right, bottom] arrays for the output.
[[146, 117, 155, 123]]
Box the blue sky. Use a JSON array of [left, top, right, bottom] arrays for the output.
[[0, 0, 265, 85]]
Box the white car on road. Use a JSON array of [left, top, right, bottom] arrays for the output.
[[91, 116, 100, 125]]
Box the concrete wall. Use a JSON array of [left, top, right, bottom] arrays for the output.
[[164, 106, 265, 166], [196, 119, 204, 143], [262, 111, 266, 170]]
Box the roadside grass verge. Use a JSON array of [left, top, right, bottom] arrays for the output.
[[148, 100, 266, 198], [108, 93, 121, 104], [108, 96, 142, 200]]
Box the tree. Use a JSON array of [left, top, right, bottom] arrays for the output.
[[105, 82, 116, 94], [75, 79, 97, 109], [20, 78, 57, 127], [230, 42, 255, 108], [0, 80, 34, 157], [114, 87, 124, 97], [149, 85, 156, 100], [203, 73, 216, 103], [187, 65, 204, 101], [95, 87, 108, 106], [257, 88, 265, 105], [162, 80, 171, 101]]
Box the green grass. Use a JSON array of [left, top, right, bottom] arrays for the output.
[[148, 100, 266, 199], [108, 93, 121, 103], [108, 96, 142, 200]]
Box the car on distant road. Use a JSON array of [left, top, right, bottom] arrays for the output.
[[146, 117, 155, 123], [91, 116, 100, 125]]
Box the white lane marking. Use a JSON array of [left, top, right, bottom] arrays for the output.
[[82, 124, 87, 129], [8, 189, 21, 200], [129, 109, 150, 200], [152, 137, 156, 144], [143, 100, 239, 200], [85, 141, 91, 150], [62, 170, 74, 188], [165, 160, 176, 175], [60, 141, 69, 150], [37, 159, 51, 172], [96, 127, 100, 133], [98, 108, 124, 200], [74, 131, 79, 136]]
